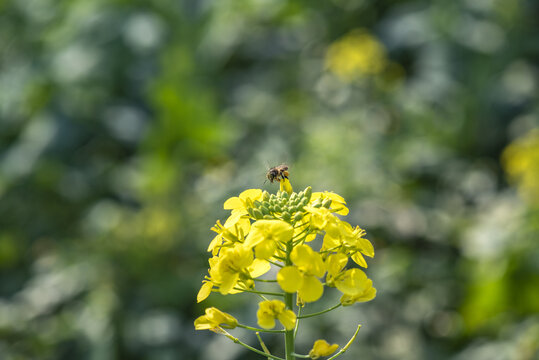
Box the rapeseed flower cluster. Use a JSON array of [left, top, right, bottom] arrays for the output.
[[195, 175, 376, 359]]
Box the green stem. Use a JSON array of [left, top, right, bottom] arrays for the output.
[[327, 324, 361, 360], [284, 292, 295, 360], [284, 241, 295, 360], [293, 305, 302, 338], [233, 288, 284, 297], [253, 278, 278, 283], [297, 303, 341, 319], [221, 329, 285, 360], [256, 332, 272, 360], [291, 353, 310, 358], [237, 323, 285, 333]]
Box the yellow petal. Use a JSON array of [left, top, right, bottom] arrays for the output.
[[248, 259, 271, 278], [223, 197, 243, 210], [309, 339, 339, 358], [351, 252, 368, 268], [326, 253, 348, 277], [280, 178, 293, 194], [291, 245, 325, 277], [195, 307, 237, 330], [219, 272, 240, 294], [255, 240, 278, 259], [194, 315, 212, 330], [277, 266, 303, 293], [321, 233, 340, 251], [298, 275, 324, 302], [197, 281, 213, 303], [239, 188, 263, 201], [335, 268, 369, 296], [359, 237, 374, 257], [340, 283, 376, 306], [277, 309, 297, 330]]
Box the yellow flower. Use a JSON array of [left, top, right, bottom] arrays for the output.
[[322, 221, 374, 268], [325, 253, 348, 286], [325, 29, 387, 81], [311, 191, 349, 215], [309, 339, 339, 359], [277, 245, 326, 302], [243, 220, 294, 259], [223, 189, 263, 215], [208, 246, 270, 295], [503, 128, 539, 204], [257, 300, 296, 330], [280, 178, 293, 195], [305, 206, 337, 231], [208, 214, 251, 254], [194, 307, 238, 331], [335, 268, 377, 306]]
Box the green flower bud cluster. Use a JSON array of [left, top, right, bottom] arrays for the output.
[[247, 186, 313, 223]]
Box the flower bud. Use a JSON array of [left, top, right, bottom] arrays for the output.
[[322, 199, 332, 208], [247, 208, 255, 218], [252, 209, 264, 219], [304, 186, 312, 201], [260, 205, 270, 215], [294, 212, 304, 222], [281, 211, 291, 221]]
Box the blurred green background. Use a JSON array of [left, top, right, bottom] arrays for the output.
[[1, 0, 538, 359]]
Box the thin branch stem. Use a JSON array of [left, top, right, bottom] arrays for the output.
[[291, 353, 310, 358], [284, 241, 295, 360], [294, 305, 302, 338], [297, 303, 341, 319], [254, 278, 278, 283], [237, 323, 285, 333], [220, 329, 285, 360], [256, 332, 272, 360], [327, 324, 362, 360], [234, 288, 284, 297]]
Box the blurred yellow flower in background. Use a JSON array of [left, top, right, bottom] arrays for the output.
[[325, 29, 387, 81], [503, 128, 539, 205]]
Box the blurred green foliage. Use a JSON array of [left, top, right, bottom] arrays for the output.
[[1, 0, 538, 359]]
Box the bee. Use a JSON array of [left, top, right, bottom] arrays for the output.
[[266, 164, 289, 184]]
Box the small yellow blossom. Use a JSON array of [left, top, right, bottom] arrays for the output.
[[305, 206, 338, 231], [208, 246, 270, 295], [257, 300, 296, 330], [243, 220, 294, 259], [335, 268, 377, 305], [311, 191, 349, 215], [325, 29, 387, 81], [325, 253, 348, 286], [194, 307, 238, 331], [277, 244, 326, 302], [208, 214, 251, 254], [503, 128, 539, 204], [309, 339, 339, 359], [224, 189, 264, 215], [322, 221, 374, 268], [280, 178, 293, 195]]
